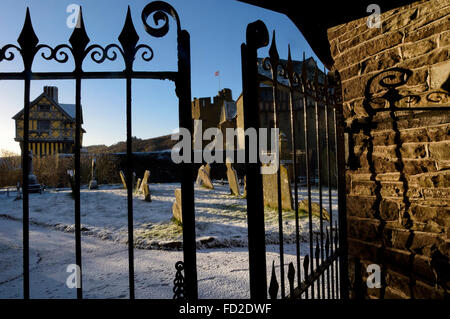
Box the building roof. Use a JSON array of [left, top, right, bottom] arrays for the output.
[[12, 92, 83, 123], [239, 0, 415, 68], [257, 57, 325, 87]]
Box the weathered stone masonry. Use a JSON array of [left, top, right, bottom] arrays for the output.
[[328, 0, 449, 298]]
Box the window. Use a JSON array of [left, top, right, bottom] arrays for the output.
[[37, 120, 50, 131], [39, 104, 51, 111]]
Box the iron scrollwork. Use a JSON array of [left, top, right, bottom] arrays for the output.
[[173, 261, 185, 299]]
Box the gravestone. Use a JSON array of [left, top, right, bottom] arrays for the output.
[[135, 178, 142, 193], [172, 188, 183, 223], [119, 170, 127, 189], [88, 158, 98, 190], [204, 163, 211, 176], [196, 165, 214, 189], [15, 182, 22, 201], [27, 151, 41, 193], [298, 200, 330, 221], [143, 183, 152, 202], [243, 176, 247, 198], [225, 162, 240, 196], [262, 164, 293, 211], [67, 169, 75, 196], [139, 170, 150, 193]]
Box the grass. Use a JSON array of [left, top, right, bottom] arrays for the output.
[[135, 221, 183, 241], [264, 207, 309, 223]]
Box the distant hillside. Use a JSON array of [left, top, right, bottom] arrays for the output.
[[85, 134, 177, 154]]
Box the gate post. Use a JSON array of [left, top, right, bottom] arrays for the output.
[[241, 20, 269, 300]]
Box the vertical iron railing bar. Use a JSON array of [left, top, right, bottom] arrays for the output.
[[286, 46, 301, 298], [119, 6, 137, 299], [74, 76, 83, 299], [126, 75, 135, 299], [241, 20, 268, 299], [22, 72, 30, 300], [16, 7, 37, 300], [313, 67, 323, 299], [267, 31, 285, 299], [300, 52, 315, 299], [335, 221, 340, 299], [69, 6, 88, 300], [324, 72, 333, 298], [333, 105, 340, 299]]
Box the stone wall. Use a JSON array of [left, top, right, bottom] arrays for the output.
[[327, 0, 449, 298]]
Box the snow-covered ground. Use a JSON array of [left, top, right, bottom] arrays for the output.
[[0, 182, 338, 249], [0, 182, 338, 299]]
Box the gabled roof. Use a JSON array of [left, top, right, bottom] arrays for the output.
[[12, 92, 83, 123]]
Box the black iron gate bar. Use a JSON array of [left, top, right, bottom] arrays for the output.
[[241, 20, 349, 299], [0, 1, 197, 299]]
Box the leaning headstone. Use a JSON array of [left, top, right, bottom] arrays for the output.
[[226, 162, 240, 196], [196, 167, 214, 189], [195, 165, 205, 184], [262, 164, 293, 211], [204, 163, 211, 176], [119, 170, 127, 189], [143, 183, 152, 202], [298, 200, 330, 221], [172, 188, 183, 223], [139, 170, 150, 193], [135, 178, 142, 193], [88, 158, 98, 190]]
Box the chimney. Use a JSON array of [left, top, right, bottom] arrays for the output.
[[43, 86, 58, 103]]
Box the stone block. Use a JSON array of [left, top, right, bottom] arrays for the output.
[[401, 37, 438, 60]]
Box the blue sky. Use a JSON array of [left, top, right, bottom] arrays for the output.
[[0, 0, 323, 154]]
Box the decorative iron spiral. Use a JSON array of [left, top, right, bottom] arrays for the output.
[[173, 260, 185, 299], [141, 1, 181, 38]]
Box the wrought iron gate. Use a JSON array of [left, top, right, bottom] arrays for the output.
[[241, 20, 349, 299], [0, 1, 197, 300]]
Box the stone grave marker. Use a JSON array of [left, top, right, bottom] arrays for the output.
[[15, 182, 22, 201], [196, 165, 214, 189], [135, 178, 142, 193], [262, 164, 293, 211], [143, 183, 152, 202], [298, 200, 330, 221], [119, 170, 127, 189], [226, 162, 240, 196], [88, 157, 98, 190], [139, 170, 150, 193], [243, 176, 247, 198], [172, 188, 183, 223], [27, 151, 41, 193]]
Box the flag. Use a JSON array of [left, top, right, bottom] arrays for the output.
[[214, 71, 219, 76]]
